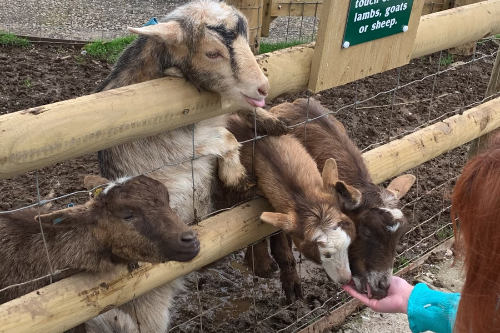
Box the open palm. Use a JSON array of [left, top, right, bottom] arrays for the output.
[[343, 276, 414, 314]]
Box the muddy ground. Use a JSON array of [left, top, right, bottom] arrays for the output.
[[0, 40, 497, 332]]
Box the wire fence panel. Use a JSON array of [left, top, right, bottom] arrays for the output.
[[0, 1, 499, 332]]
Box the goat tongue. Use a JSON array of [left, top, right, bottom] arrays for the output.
[[245, 95, 266, 107], [367, 284, 373, 299]]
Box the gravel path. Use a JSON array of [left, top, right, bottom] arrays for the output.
[[0, 0, 318, 44]]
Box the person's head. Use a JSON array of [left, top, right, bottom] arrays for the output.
[[452, 133, 500, 333]]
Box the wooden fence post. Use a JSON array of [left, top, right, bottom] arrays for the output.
[[261, 0, 273, 37], [468, 44, 500, 158], [231, 0, 263, 54]]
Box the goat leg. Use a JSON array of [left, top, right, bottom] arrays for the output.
[[270, 232, 303, 304], [216, 129, 256, 191], [244, 239, 278, 278], [237, 108, 290, 136], [194, 127, 256, 191]]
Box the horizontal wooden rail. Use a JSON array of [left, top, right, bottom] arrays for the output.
[[364, 96, 500, 183], [1, 96, 500, 333], [412, 0, 500, 58], [0, 198, 276, 333], [1, 1, 500, 180]]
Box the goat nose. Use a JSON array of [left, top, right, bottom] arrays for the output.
[[378, 278, 390, 292], [180, 231, 197, 243], [258, 83, 269, 97], [339, 277, 351, 286]]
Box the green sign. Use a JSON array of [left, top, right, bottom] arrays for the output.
[[342, 0, 414, 48]]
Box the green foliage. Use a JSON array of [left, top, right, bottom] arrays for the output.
[[22, 78, 33, 88], [84, 35, 137, 63], [393, 256, 410, 273], [436, 225, 453, 241], [439, 53, 454, 67], [259, 39, 309, 54], [0, 32, 31, 48]]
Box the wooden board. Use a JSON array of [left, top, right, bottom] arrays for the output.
[[412, 0, 500, 58], [308, 0, 425, 93], [232, 0, 264, 54], [3, 1, 500, 181], [468, 43, 500, 158], [270, 0, 323, 18], [261, 0, 273, 37], [2, 92, 500, 331], [365, 96, 500, 184]]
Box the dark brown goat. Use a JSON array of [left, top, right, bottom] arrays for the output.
[[222, 115, 357, 303], [0, 175, 199, 306], [269, 98, 415, 298]]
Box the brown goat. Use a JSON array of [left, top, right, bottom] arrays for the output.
[[0, 175, 199, 331], [222, 115, 357, 303], [269, 98, 415, 299]]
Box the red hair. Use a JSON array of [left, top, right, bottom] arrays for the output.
[[452, 133, 500, 333]]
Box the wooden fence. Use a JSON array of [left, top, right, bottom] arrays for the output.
[[231, 0, 484, 53], [1, 1, 500, 332]]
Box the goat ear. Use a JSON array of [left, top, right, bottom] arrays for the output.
[[83, 175, 111, 190], [335, 181, 362, 210], [36, 202, 94, 227], [322, 158, 339, 191], [260, 212, 295, 232], [386, 174, 416, 200], [128, 21, 182, 44]]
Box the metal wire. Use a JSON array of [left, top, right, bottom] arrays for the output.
[[35, 170, 55, 283], [2, 15, 499, 331]]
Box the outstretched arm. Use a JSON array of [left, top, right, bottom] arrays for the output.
[[343, 276, 461, 333]]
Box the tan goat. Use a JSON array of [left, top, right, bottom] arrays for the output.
[[220, 115, 358, 303]]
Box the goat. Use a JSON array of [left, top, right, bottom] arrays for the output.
[[85, 309, 140, 333], [268, 98, 416, 299], [97, 0, 288, 223], [95, 1, 290, 329], [221, 115, 357, 303], [0, 175, 199, 332]]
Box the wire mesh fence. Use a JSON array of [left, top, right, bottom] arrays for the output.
[[0, 0, 499, 332]]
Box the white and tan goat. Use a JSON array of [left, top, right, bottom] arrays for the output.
[[220, 115, 358, 303]]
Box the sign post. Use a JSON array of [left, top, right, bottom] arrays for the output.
[[308, 0, 425, 93]]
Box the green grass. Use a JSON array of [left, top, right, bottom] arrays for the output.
[[83, 35, 307, 61], [439, 53, 454, 67], [259, 39, 309, 54], [0, 31, 31, 48], [84, 35, 137, 63], [436, 225, 454, 241], [393, 256, 411, 273], [22, 78, 33, 88]]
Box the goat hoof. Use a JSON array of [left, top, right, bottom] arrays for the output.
[[281, 269, 303, 304], [234, 173, 257, 192], [283, 281, 303, 304], [248, 259, 279, 279], [127, 262, 140, 272], [261, 117, 290, 136]]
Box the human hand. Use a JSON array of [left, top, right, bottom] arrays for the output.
[[342, 276, 414, 314]]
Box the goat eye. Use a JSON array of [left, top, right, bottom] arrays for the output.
[[123, 214, 134, 221], [206, 51, 221, 59]]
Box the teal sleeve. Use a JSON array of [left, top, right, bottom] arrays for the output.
[[407, 283, 461, 333]]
